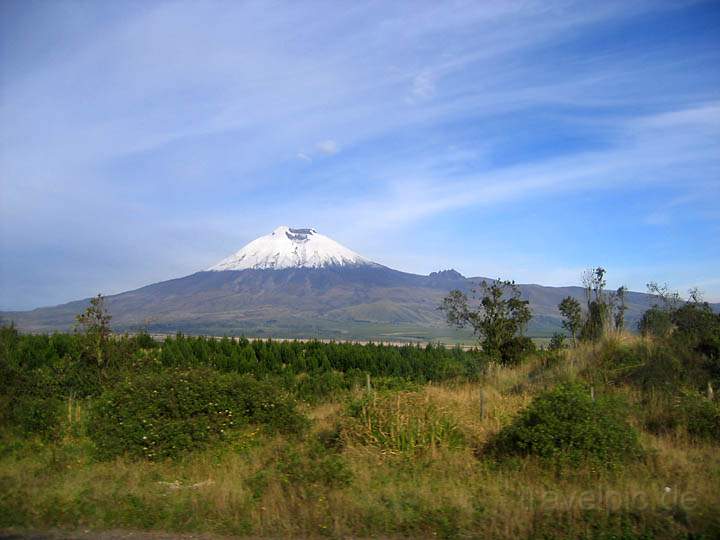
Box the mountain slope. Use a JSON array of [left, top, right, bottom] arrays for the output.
[[0, 266, 682, 340], [2, 227, 715, 340], [1, 265, 469, 337]]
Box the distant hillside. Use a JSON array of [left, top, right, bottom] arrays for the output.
[[3, 226, 716, 341], [3, 266, 706, 341]]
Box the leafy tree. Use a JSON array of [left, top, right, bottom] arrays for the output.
[[440, 279, 532, 365], [613, 286, 628, 331], [75, 293, 112, 366], [580, 267, 610, 341], [558, 296, 583, 345], [635, 284, 719, 389], [549, 332, 566, 351], [638, 307, 673, 339], [646, 281, 681, 310], [638, 282, 680, 338], [575, 268, 628, 341], [671, 295, 720, 365], [583, 267, 607, 304]]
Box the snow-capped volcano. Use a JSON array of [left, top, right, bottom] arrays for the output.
[[6, 223, 681, 337], [208, 226, 373, 271]]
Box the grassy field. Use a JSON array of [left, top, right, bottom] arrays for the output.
[[158, 320, 482, 345], [2, 336, 719, 539]]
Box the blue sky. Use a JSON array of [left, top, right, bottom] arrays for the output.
[[1, 0, 719, 310]]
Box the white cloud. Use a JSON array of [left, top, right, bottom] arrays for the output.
[[411, 71, 436, 100], [306, 101, 720, 236], [315, 140, 340, 155]]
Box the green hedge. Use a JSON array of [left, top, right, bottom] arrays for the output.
[[87, 368, 307, 460]]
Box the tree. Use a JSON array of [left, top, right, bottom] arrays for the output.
[[687, 287, 703, 305], [638, 307, 673, 339], [549, 333, 566, 352], [580, 267, 612, 341], [75, 293, 112, 366], [582, 267, 607, 305], [440, 279, 532, 365], [604, 285, 629, 333], [613, 286, 628, 331], [639, 282, 679, 338], [558, 296, 583, 346], [670, 289, 720, 365], [646, 281, 681, 311]]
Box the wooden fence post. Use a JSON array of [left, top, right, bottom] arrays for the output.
[[479, 389, 485, 420]]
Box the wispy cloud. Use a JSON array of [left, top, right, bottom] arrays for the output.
[[409, 71, 436, 101], [1, 0, 719, 308], [315, 140, 340, 155]]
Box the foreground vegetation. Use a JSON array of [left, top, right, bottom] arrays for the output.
[[1, 279, 719, 538]]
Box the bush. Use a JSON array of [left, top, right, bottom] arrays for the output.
[[680, 391, 720, 441], [636, 301, 719, 387], [580, 300, 611, 343], [638, 307, 673, 339], [0, 363, 64, 439], [9, 395, 63, 440], [293, 370, 347, 403], [641, 389, 720, 441], [625, 346, 686, 391], [499, 336, 536, 366], [548, 333, 566, 352], [594, 339, 714, 394], [87, 368, 306, 460], [486, 383, 642, 468], [671, 303, 720, 356]]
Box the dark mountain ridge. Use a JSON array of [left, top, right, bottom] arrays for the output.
[[3, 265, 713, 340]]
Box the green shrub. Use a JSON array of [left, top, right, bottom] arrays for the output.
[[588, 339, 709, 393], [641, 389, 720, 441], [87, 368, 306, 460], [293, 370, 347, 403], [9, 395, 63, 440], [0, 364, 63, 439], [499, 336, 536, 366], [671, 302, 720, 359], [680, 391, 720, 441], [640, 392, 682, 436], [638, 307, 673, 339], [636, 301, 720, 388], [548, 333, 566, 352], [580, 299, 611, 343], [585, 339, 645, 381], [130, 332, 158, 350], [595, 339, 717, 396], [486, 383, 643, 468]]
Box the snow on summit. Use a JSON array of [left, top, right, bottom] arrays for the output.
[[208, 226, 373, 271]]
